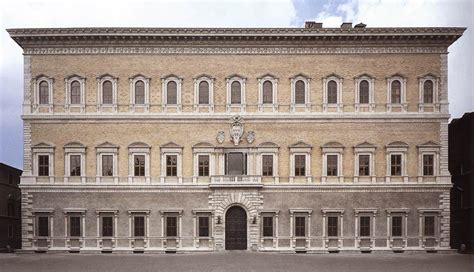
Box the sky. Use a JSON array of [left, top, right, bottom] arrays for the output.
[[0, 0, 473, 170]]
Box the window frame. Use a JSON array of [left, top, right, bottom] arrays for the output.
[[32, 75, 54, 113], [65, 75, 86, 112], [261, 154, 274, 177], [386, 209, 409, 242], [128, 142, 151, 182], [321, 142, 344, 182], [417, 142, 440, 182], [418, 75, 439, 112], [385, 142, 408, 182], [161, 75, 183, 112], [290, 75, 311, 112], [32, 143, 55, 179], [322, 209, 344, 242], [322, 74, 343, 112], [193, 75, 214, 112], [386, 75, 407, 112], [290, 209, 312, 240], [418, 209, 441, 240], [192, 210, 213, 242], [97, 74, 118, 112], [259, 210, 279, 241], [160, 143, 184, 182], [127, 210, 150, 240], [63, 208, 86, 239], [226, 75, 246, 112], [129, 75, 150, 111], [257, 74, 278, 112], [289, 142, 312, 182], [354, 75, 375, 112], [95, 142, 119, 180], [198, 154, 210, 177], [64, 142, 86, 180], [33, 209, 54, 238]]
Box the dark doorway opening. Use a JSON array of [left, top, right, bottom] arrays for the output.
[[225, 206, 247, 250]]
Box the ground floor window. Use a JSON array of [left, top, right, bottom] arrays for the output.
[[391, 216, 403, 237], [70, 216, 81, 237], [424, 216, 435, 237], [295, 216, 306, 237], [263, 216, 273, 237], [134, 216, 145, 237], [198, 217, 209, 237], [37, 216, 49, 237], [327, 216, 338, 237], [102, 216, 113, 237], [359, 216, 370, 237], [166, 216, 178, 237]]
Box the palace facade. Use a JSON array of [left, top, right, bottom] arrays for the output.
[[8, 23, 464, 253]]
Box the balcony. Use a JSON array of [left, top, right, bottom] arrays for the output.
[[210, 175, 263, 188]]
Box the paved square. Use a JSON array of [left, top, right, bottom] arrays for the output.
[[0, 252, 472, 272]]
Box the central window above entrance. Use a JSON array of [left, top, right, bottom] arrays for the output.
[[225, 152, 247, 176]]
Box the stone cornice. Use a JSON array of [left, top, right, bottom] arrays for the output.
[[7, 27, 465, 52]]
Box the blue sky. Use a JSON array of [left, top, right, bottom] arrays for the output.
[[0, 0, 473, 170]]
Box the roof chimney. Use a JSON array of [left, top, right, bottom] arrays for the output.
[[354, 22, 367, 28], [340, 22, 352, 29], [305, 21, 323, 29]]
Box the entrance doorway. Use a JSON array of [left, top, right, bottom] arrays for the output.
[[225, 152, 247, 175], [225, 206, 247, 250]]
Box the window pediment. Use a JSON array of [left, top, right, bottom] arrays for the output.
[[64, 142, 85, 148], [161, 74, 182, 80], [354, 142, 376, 148], [419, 73, 438, 79], [33, 142, 55, 148], [128, 142, 150, 148], [226, 74, 246, 80], [355, 73, 375, 79], [129, 74, 150, 80], [324, 73, 343, 80], [194, 74, 214, 80], [96, 73, 117, 80], [34, 74, 53, 81], [388, 73, 407, 79], [289, 141, 312, 148], [322, 141, 344, 148], [258, 73, 278, 80], [161, 142, 183, 148], [417, 141, 440, 148], [96, 141, 119, 149], [192, 142, 214, 148], [257, 142, 279, 148], [290, 73, 311, 80], [65, 74, 85, 80], [386, 141, 409, 148]]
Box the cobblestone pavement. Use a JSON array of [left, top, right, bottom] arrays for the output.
[[0, 251, 472, 272]]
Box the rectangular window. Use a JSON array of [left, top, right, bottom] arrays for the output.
[[423, 154, 434, 176], [38, 216, 49, 237], [38, 155, 49, 176], [198, 217, 209, 237], [390, 154, 402, 176], [166, 216, 177, 237], [294, 155, 306, 177], [327, 155, 338, 176], [198, 155, 210, 177], [102, 155, 113, 176], [70, 216, 81, 237], [359, 216, 371, 237], [134, 155, 146, 177], [166, 155, 178, 177], [392, 216, 402, 237], [70, 155, 81, 176], [295, 216, 306, 237], [262, 155, 273, 176], [424, 216, 435, 236], [102, 216, 113, 237], [263, 216, 273, 237], [134, 216, 145, 237], [358, 155, 370, 176], [327, 216, 338, 237]]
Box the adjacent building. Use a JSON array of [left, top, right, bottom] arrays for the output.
[[0, 163, 22, 251], [8, 23, 464, 253], [449, 112, 473, 252]]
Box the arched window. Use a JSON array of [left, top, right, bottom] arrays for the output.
[[423, 80, 433, 104], [70, 81, 81, 104], [294, 80, 305, 104], [102, 81, 113, 104], [39, 81, 49, 104], [167, 81, 177, 105], [359, 80, 369, 104], [135, 80, 145, 105], [198, 81, 210, 104], [327, 80, 338, 104], [231, 81, 241, 104], [262, 81, 273, 104], [391, 80, 401, 104]]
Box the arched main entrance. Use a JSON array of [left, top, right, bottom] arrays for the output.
[[225, 206, 247, 250]]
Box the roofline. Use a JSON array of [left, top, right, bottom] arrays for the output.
[[0, 162, 23, 173]]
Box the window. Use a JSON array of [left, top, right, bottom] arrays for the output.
[[262, 155, 273, 176], [230, 81, 241, 104], [423, 154, 434, 176], [327, 80, 338, 104], [358, 155, 370, 176], [38, 155, 49, 176], [166, 216, 177, 237], [327, 155, 338, 176], [198, 81, 210, 104], [294, 155, 306, 176], [70, 155, 81, 176], [294, 80, 305, 104], [295, 216, 305, 237], [198, 155, 209, 177], [327, 216, 338, 237], [102, 81, 113, 105], [359, 216, 370, 237], [166, 155, 178, 176], [70, 81, 81, 104], [198, 217, 209, 237], [390, 154, 402, 176], [135, 80, 145, 105], [263, 217, 273, 237], [38, 216, 49, 237], [423, 80, 433, 104], [359, 80, 369, 104], [167, 81, 178, 105], [262, 81, 273, 104], [391, 80, 401, 104], [70, 216, 81, 237], [102, 155, 114, 176], [102, 216, 113, 237], [39, 81, 49, 105], [424, 216, 435, 236], [392, 216, 402, 237], [134, 155, 145, 177], [134, 216, 145, 237]]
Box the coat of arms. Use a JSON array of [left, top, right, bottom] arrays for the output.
[[229, 115, 244, 146]]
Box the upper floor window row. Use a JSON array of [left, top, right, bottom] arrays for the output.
[[32, 73, 440, 113]]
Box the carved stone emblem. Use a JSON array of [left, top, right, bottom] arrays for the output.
[[229, 115, 244, 146], [246, 131, 256, 144], [216, 131, 225, 144]]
